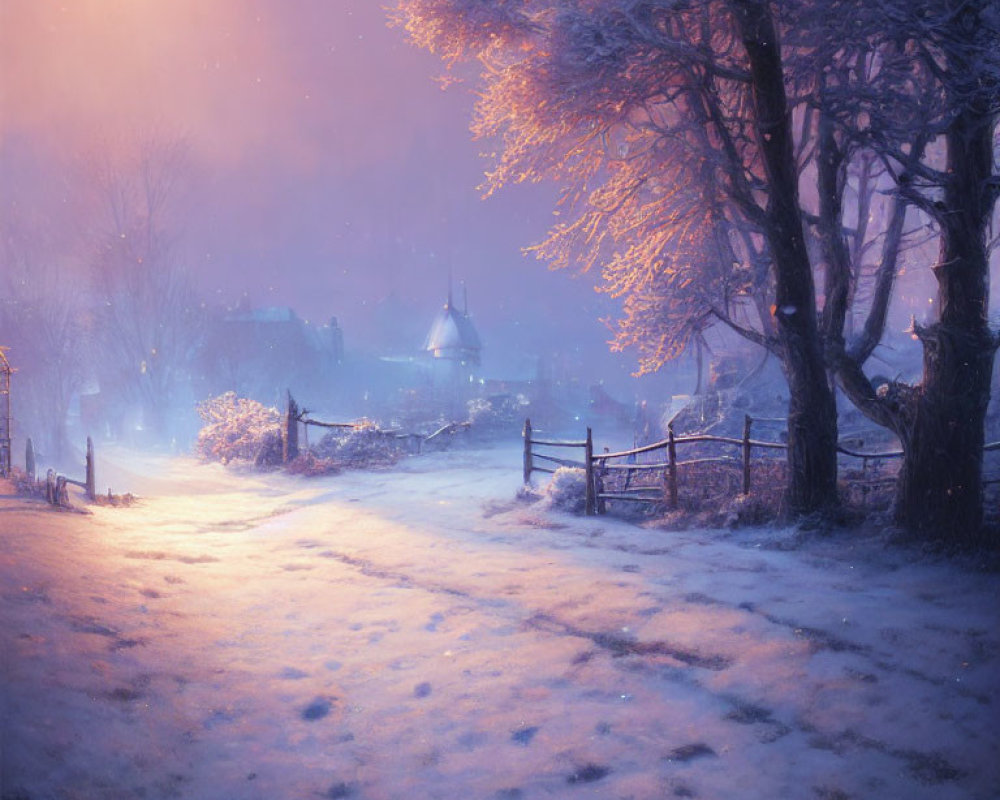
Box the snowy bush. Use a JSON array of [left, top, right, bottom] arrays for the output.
[[515, 483, 542, 503], [92, 490, 138, 507], [286, 451, 342, 477], [310, 422, 403, 470], [253, 428, 285, 468], [719, 492, 774, 527], [8, 466, 45, 500], [196, 392, 282, 465], [542, 467, 587, 514], [467, 393, 530, 435]]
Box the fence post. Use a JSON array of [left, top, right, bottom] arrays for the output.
[[596, 447, 608, 515], [667, 422, 678, 509], [742, 414, 752, 495], [85, 436, 96, 500], [584, 427, 596, 515], [25, 437, 35, 481], [522, 418, 532, 484], [45, 469, 55, 505], [284, 390, 299, 463]]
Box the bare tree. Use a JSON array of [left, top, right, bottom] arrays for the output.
[[84, 135, 204, 442], [0, 205, 86, 463]]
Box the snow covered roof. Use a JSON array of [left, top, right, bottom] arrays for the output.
[[423, 293, 481, 363]]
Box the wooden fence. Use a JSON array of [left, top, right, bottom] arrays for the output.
[[284, 391, 470, 462], [521, 419, 596, 512], [25, 435, 97, 506], [522, 416, 1000, 515], [522, 416, 784, 515]]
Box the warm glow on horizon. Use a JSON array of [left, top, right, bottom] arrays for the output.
[[0, 0, 447, 171], [0, 0, 633, 379]]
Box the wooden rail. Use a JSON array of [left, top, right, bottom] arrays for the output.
[[287, 391, 470, 461], [522, 418, 597, 514], [520, 416, 776, 515], [588, 415, 770, 508], [523, 415, 1000, 515], [300, 418, 356, 429], [30, 435, 96, 506], [425, 421, 471, 444]]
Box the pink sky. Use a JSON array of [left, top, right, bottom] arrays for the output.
[[1, 1, 446, 169], [0, 0, 671, 388]]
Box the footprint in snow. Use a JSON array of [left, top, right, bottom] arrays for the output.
[[666, 743, 717, 763], [279, 667, 309, 680], [510, 726, 538, 746], [425, 612, 445, 632], [567, 763, 611, 784], [301, 696, 335, 721], [414, 682, 432, 698]]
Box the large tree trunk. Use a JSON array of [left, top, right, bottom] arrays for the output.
[[895, 325, 994, 541], [780, 324, 839, 513], [734, 0, 839, 513], [895, 98, 997, 544]]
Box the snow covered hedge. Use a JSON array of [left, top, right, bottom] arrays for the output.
[[196, 392, 282, 466], [195, 394, 407, 473], [8, 466, 46, 500], [467, 393, 530, 436], [310, 421, 404, 470], [542, 467, 587, 514], [286, 451, 342, 477]]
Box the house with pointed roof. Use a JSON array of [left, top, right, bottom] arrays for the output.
[[419, 285, 482, 417], [423, 287, 481, 366]]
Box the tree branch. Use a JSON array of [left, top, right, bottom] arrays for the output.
[[709, 304, 778, 353], [831, 344, 906, 436]]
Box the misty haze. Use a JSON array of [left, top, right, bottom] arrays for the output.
[[1, 2, 998, 799]]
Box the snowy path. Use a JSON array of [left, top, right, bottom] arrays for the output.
[[1, 445, 998, 800]]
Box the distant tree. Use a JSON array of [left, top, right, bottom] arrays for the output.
[[83, 135, 204, 442], [0, 205, 86, 462], [392, 0, 841, 513]]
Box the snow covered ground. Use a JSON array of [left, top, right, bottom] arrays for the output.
[[1, 443, 997, 800]]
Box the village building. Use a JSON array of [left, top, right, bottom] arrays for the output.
[[423, 286, 481, 367], [421, 286, 482, 415], [198, 305, 344, 409]]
